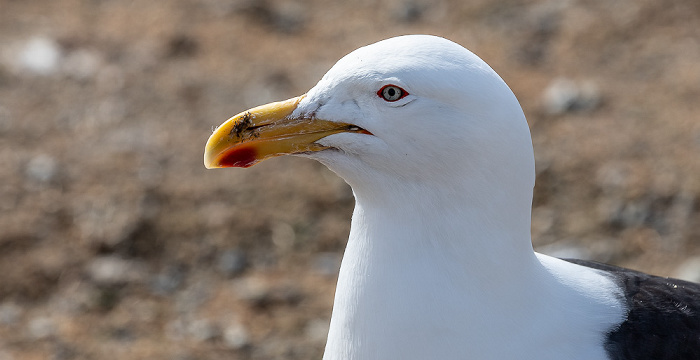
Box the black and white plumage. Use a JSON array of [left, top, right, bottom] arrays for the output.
[[566, 259, 700, 359], [204, 35, 700, 359]]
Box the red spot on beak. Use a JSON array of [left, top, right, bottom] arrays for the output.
[[218, 147, 258, 168]]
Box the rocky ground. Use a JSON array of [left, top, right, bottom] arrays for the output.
[[0, 0, 699, 359]]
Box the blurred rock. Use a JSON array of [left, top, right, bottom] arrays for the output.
[[52, 343, 80, 360], [72, 188, 158, 254], [62, 49, 101, 81], [25, 154, 58, 184], [616, 198, 651, 228], [597, 196, 624, 225], [266, 1, 307, 34], [595, 163, 629, 194], [542, 77, 601, 115], [16, 36, 61, 76], [231, 0, 307, 34], [511, 2, 563, 66], [188, 318, 220, 342], [217, 249, 248, 277], [167, 317, 224, 343], [311, 252, 341, 277], [668, 192, 695, 227], [673, 256, 700, 283], [271, 222, 296, 251], [96, 65, 126, 93], [150, 264, 186, 295], [0, 350, 13, 360], [174, 276, 213, 313], [166, 34, 199, 59], [48, 282, 94, 315], [305, 318, 329, 343], [165, 318, 188, 341], [223, 321, 250, 349], [393, 0, 426, 23], [86, 256, 148, 286], [261, 284, 303, 307], [108, 327, 134, 342], [27, 316, 56, 340], [531, 206, 555, 239], [0, 301, 22, 325], [231, 277, 270, 303], [231, 277, 302, 307]]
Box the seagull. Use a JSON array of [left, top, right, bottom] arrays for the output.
[[204, 35, 700, 360]]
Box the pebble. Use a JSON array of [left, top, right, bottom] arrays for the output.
[[595, 163, 629, 193], [231, 0, 306, 34], [394, 0, 426, 23], [72, 191, 145, 251], [165, 318, 188, 341], [542, 77, 600, 115], [217, 249, 247, 277], [271, 222, 296, 251], [109, 327, 134, 342], [25, 154, 58, 184], [86, 256, 148, 286], [150, 265, 186, 295], [166, 316, 246, 347], [96, 65, 126, 93], [617, 198, 651, 228], [52, 343, 79, 360], [231, 277, 302, 307], [174, 277, 212, 313], [312, 252, 341, 277], [62, 49, 101, 80], [0, 302, 22, 325], [223, 321, 250, 349], [188, 318, 220, 342], [27, 316, 56, 340], [266, 2, 307, 34], [305, 318, 329, 343], [16, 36, 62, 76], [231, 277, 269, 303]]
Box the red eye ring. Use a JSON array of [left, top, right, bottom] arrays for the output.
[[377, 84, 409, 102]]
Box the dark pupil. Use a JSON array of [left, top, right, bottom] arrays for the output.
[[387, 88, 396, 98]]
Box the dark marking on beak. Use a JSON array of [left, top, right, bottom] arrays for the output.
[[230, 112, 253, 138]]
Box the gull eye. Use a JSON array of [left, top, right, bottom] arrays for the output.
[[378, 85, 408, 102]]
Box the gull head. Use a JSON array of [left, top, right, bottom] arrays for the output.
[[204, 35, 535, 197]]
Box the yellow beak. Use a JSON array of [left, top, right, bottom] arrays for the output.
[[204, 95, 370, 168]]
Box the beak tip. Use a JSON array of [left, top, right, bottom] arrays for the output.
[[203, 153, 218, 169]]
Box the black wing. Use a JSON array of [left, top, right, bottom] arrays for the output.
[[564, 258, 700, 360]]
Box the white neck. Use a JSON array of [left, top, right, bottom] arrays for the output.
[[322, 180, 624, 360], [348, 176, 538, 284]]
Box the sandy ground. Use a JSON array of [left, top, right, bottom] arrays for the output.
[[0, 0, 699, 359]]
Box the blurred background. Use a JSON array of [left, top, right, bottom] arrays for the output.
[[0, 0, 699, 359]]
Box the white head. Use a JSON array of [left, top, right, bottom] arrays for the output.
[[302, 36, 533, 206], [205, 35, 534, 228]]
